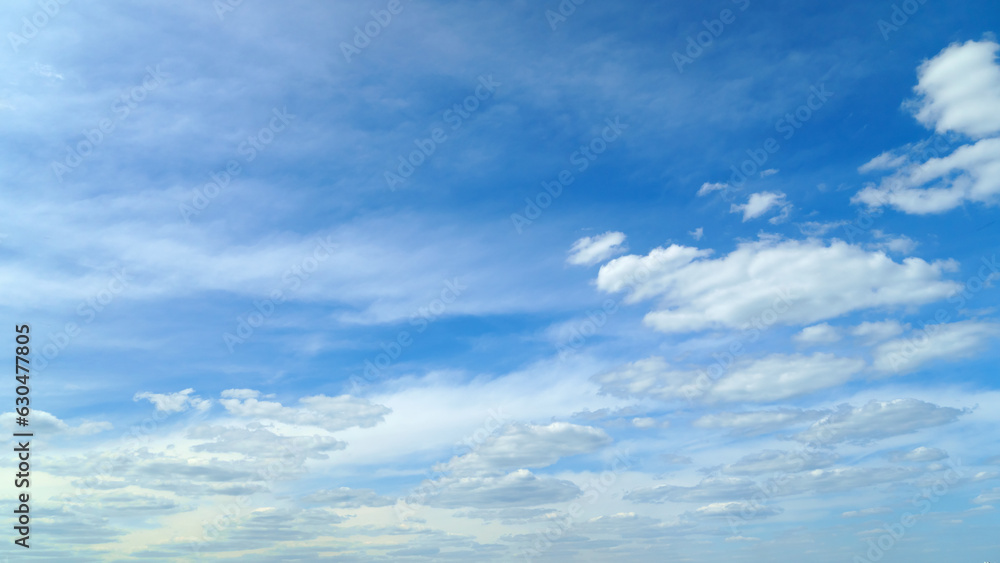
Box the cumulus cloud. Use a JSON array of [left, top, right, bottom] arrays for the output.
[[689, 227, 704, 241], [854, 40, 1000, 213], [594, 353, 864, 404], [793, 323, 842, 345], [596, 237, 961, 333], [133, 388, 211, 413], [909, 39, 1000, 138], [567, 231, 627, 266], [794, 399, 966, 445], [219, 389, 390, 432], [730, 191, 790, 222], [872, 321, 1000, 373], [439, 422, 611, 474]]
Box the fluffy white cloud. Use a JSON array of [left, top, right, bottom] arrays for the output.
[[596, 237, 961, 333], [730, 191, 790, 222], [872, 321, 1000, 373], [439, 422, 611, 474], [793, 323, 842, 345], [910, 39, 1000, 138], [594, 353, 864, 404], [689, 227, 704, 241], [219, 389, 390, 432], [794, 399, 966, 445], [854, 136, 1000, 213], [854, 40, 1000, 213], [133, 388, 211, 414], [567, 231, 627, 266]]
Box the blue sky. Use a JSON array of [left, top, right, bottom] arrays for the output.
[[2, 0, 1000, 560]]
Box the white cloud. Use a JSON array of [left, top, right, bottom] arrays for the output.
[[694, 501, 781, 518], [706, 354, 865, 403], [760, 168, 779, 178], [0, 410, 111, 436], [689, 227, 704, 241], [424, 469, 581, 508], [692, 409, 827, 436], [887, 446, 948, 463], [872, 321, 1000, 373], [301, 487, 395, 507], [697, 182, 728, 196], [793, 323, 842, 345], [854, 40, 1000, 214], [794, 399, 966, 445], [567, 231, 627, 266], [842, 507, 893, 518], [910, 39, 1000, 138], [871, 230, 918, 254], [594, 354, 864, 404], [973, 487, 1000, 504], [596, 237, 961, 333], [722, 449, 838, 475], [730, 191, 790, 221], [851, 320, 906, 343], [133, 388, 210, 413], [797, 220, 848, 236], [219, 390, 391, 432], [853, 136, 1000, 213], [439, 422, 611, 474]]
